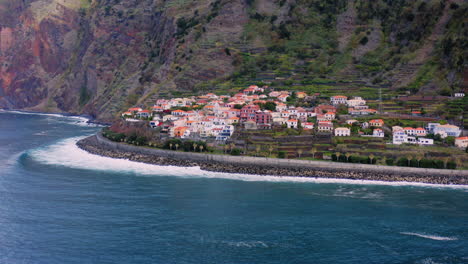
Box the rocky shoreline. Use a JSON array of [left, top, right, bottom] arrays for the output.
[[76, 135, 468, 185]]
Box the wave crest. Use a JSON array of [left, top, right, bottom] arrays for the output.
[[400, 232, 458, 241]]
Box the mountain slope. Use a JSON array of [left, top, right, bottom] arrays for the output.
[[0, 0, 466, 121]]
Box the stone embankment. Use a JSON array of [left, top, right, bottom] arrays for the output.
[[76, 134, 468, 185]]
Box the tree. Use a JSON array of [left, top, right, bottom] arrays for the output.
[[369, 154, 375, 164], [255, 145, 261, 156], [445, 136, 455, 146], [199, 145, 204, 152], [193, 143, 198, 152], [381, 156, 387, 165], [406, 155, 413, 167], [335, 152, 341, 162], [443, 157, 450, 169], [169, 143, 173, 150], [310, 147, 317, 159], [264, 101, 276, 111], [278, 151, 286, 158], [268, 145, 274, 156], [345, 153, 351, 162], [175, 143, 179, 151], [416, 155, 423, 167], [297, 149, 303, 158]]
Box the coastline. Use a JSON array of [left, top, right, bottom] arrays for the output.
[[76, 134, 468, 185], [0, 109, 111, 126]]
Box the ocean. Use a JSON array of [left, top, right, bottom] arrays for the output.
[[0, 111, 467, 264]]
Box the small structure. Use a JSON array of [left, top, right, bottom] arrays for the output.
[[244, 120, 258, 130], [393, 129, 433, 145], [174, 127, 191, 138], [433, 124, 462, 137], [240, 104, 261, 122], [137, 110, 151, 118], [330, 95, 348, 105], [454, 92, 465, 98], [303, 122, 314, 130], [318, 121, 333, 132], [287, 119, 298, 129], [369, 119, 384, 127], [334, 127, 350, 137], [373, 128, 384, 138], [455, 137, 468, 149]]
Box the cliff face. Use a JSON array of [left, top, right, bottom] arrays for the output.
[[0, 0, 466, 121]]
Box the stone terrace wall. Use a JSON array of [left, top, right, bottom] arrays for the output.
[[95, 133, 468, 177]]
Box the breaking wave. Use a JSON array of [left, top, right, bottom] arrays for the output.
[[24, 136, 468, 189], [0, 110, 100, 127], [400, 232, 458, 241]]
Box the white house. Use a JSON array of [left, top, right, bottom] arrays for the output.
[[346, 97, 366, 107], [433, 124, 462, 137], [393, 130, 433, 145], [373, 128, 384, 138], [303, 122, 314, 130], [455, 137, 468, 149], [330, 95, 348, 105], [454, 92, 465, 97], [335, 127, 350, 137], [318, 122, 333, 132], [287, 119, 298, 129], [346, 119, 359, 125], [216, 125, 235, 141]]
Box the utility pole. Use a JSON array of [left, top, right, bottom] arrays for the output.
[[379, 86, 383, 114]]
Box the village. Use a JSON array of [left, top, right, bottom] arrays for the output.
[[121, 85, 467, 152]]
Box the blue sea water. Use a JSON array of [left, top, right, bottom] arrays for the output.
[[0, 111, 467, 264]]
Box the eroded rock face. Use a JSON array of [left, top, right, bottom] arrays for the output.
[[0, 0, 248, 121], [0, 0, 80, 109]]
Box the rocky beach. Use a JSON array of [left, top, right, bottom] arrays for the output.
[[77, 135, 468, 185]]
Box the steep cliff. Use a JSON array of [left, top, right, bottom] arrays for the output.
[[0, 0, 466, 121]]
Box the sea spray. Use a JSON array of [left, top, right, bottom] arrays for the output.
[[27, 137, 468, 189]]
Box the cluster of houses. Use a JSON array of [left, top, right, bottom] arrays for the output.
[[121, 85, 464, 147], [121, 86, 377, 141]]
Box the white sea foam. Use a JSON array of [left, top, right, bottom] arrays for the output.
[[0, 110, 100, 127], [26, 136, 468, 189], [224, 241, 269, 248], [400, 232, 458, 241]]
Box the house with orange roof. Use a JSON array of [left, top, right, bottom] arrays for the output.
[[152, 106, 164, 113], [128, 107, 143, 114], [277, 94, 289, 102], [121, 111, 133, 117], [275, 102, 287, 112], [173, 127, 191, 138], [317, 121, 333, 132], [171, 109, 186, 116], [286, 119, 298, 129], [314, 104, 336, 114], [455, 137, 468, 149], [226, 117, 240, 125], [296, 92, 307, 99], [137, 110, 151, 118], [369, 119, 384, 127], [373, 128, 384, 138], [303, 122, 314, 130]]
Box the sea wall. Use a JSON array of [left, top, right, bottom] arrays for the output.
[[76, 133, 468, 185], [94, 133, 467, 177]]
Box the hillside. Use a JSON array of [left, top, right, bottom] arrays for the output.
[[0, 0, 466, 121]]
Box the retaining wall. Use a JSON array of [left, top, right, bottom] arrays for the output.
[[95, 133, 468, 177]]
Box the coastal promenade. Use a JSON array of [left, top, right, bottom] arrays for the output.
[[73, 133, 468, 185]]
